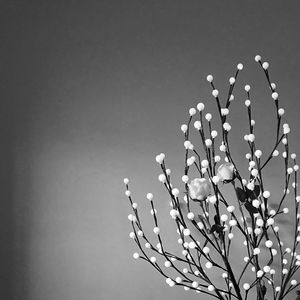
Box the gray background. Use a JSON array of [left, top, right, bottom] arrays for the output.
[[1, 1, 300, 299]]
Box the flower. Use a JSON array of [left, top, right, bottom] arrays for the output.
[[217, 163, 235, 183], [188, 178, 212, 201]]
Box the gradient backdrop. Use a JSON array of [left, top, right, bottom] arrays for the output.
[[1, 1, 300, 299]]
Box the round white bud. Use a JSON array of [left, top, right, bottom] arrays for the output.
[[187, 212, 194, 220], [133, 252, 140, 259], [207, 75, 213, 82], [125, 190, 131, 197], [205, 113, 212, 121], [227, 205, 235, 213], [243, 283, 250, 290], [203, 246, 210, 254], [291, 280, 297, 285], [245, 99, 251, 107], [228, 233, 234, 240], [194, 120, 201, 130], [255, 55, 261, 62], [205, 261, 212, 269], [158, 174, 166, 182], [278, 108, 285, 116], [255, 150, 262, 158], [123, 178, 129, 184], [189, 108, 196, 116], [183, 228, 191, 236], [153, 227, 160, 234], [212, 89, 219, 97], [265, 240, 273, 248], [253, 248, 261, 255], [263, 266, 271, 273], [272, 92, 278, 100], [273, 150, 279, 157], [181, 124, 188, 133], [205, 139, 212, 147], [211, 130, 218, 138], [208, 285, 215, 292], [146, 193, 154, 201], [252, 199, 260, 208], [229, 77, 235, 85], [172, 188, 179, 197], [262, 62, 269, 70], [150, 256, 156, 263], [197, 102, 205, 111], [221, 108, 229, 116], [257, 270, 264, 278], [237, 63, 243, 70], [245, 85, 251, 92], [263, 191, 270, 198]]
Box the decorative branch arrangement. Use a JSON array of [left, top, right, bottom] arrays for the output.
[[124, 55, 300, 300]]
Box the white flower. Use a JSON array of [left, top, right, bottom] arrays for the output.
[[189, 178, 212, 201], [263, 191, 270, 198], [248, 134, 255, 142], [229, 77, 235, 85], [217, 163, 235, 182], [245, 85, 251, 92], [123, 178, 129, 184], [243, 283, 250, 290], [133, 252, 140, 259], [125, 190, 131, 197]]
